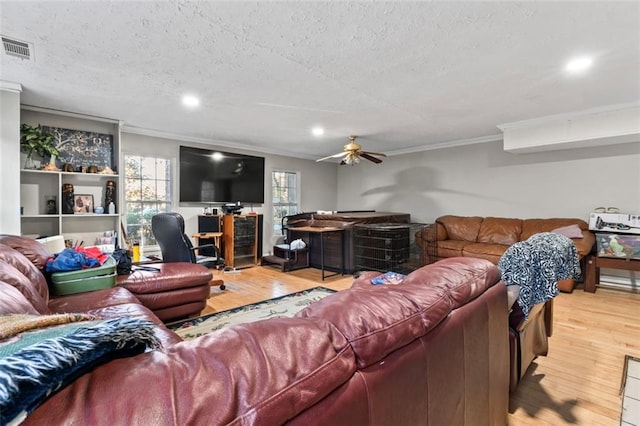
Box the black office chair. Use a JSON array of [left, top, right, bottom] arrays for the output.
[[151, 212, 226, 290]]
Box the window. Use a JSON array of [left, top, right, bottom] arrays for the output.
[[124, 155, 171, 252], [272, 171, 299, 234]]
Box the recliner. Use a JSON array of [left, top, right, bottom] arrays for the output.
[[151, 212, 225, 290]]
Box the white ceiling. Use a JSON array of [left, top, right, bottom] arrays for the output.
[[1, 1, 639, 160]]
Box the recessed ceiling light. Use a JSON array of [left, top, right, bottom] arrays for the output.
[[311, 127, 324, 136], [182, 95, 200, 108], [565, 56, 593, 73]]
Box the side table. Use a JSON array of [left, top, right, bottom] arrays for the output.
[[584, 255, 640, 293]]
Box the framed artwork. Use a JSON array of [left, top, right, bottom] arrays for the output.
[[73, 194, 94, 214], [41, 126, 114, 170]]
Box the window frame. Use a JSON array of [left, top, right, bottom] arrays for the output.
[[271, 169, 300, 238], [123, 154, 173, 255]]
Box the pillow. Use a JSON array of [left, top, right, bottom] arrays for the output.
[[551, 224, 583, 239], [0, 315, 160, 425]]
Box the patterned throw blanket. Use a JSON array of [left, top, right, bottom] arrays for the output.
[[0, 314, 160, 426], [498, 232, 581, 318]]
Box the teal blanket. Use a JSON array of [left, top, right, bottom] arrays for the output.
[[0, 315, 160, 425]]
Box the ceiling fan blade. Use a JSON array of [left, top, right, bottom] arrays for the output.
[[316, 152, 348, 162], [361, 153, 383, 164], [361, 151, 387, 157]]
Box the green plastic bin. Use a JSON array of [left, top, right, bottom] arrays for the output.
[[51, 256, 117, 295]]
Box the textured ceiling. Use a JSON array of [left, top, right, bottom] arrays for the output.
[[1, 1, 639, 160]]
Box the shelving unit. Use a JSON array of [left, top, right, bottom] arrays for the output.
[[19, 106, 121, 246], [222, 215, 259, 268], [20, 169, 120, 241]]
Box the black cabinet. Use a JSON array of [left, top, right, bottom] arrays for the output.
[[354, 224, 411, 273]]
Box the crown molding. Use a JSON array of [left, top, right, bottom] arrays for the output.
[[120, 124, 319, 160], [21, 104, 120, 123], [0, 80, 22, 92], [384, 134, 503, 156]]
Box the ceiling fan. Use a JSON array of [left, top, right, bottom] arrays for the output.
[[315, 135, 387, 165]]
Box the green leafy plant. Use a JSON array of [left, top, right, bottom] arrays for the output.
[[20, 124, 59, 159]]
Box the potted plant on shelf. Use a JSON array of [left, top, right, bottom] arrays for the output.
[[20, 124, 59, 170]]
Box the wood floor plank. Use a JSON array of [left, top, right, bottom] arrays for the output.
[[200, 266, 640, 425]]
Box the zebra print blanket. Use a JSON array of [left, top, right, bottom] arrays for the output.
[[498, 232, 581, 318]]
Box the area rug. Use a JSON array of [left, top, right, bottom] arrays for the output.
[[167, 286, 336, 340], [621, 355, 640, 425]]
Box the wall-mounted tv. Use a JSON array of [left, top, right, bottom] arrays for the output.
[[179, 146, 265, 204]]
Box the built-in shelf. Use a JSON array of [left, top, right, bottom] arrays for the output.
[[19, 107, 122, 244]]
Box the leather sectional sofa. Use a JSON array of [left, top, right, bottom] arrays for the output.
[[0, 235, 213, 322], [1, 235, 510, 425]]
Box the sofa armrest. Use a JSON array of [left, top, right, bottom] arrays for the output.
[[415, 223, 447, 245], [572, 231, 596, 258]]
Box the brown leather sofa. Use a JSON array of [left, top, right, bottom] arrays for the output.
[[415, 215, 596, 391], [415, 215, 595, 292], [0, 235, 212, 322], [1, 235, 510, 425]]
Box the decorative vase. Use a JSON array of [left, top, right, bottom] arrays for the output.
[[23, 153, 39, 169]]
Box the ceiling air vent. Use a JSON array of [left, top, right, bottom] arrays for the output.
[[2, 36, 32, 60]]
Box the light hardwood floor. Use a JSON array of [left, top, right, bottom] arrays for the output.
[[202, 266, 640, 425]]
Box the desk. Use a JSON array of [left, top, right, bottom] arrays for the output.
[[192, 232, 223, 255], [584, 255, 640, 293], [287, 226, 344, 280]]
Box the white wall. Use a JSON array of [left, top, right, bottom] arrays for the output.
[[337, 138, 640, 287], [121, 132, 338, 253], [337, 139, 640, 224], [0, 87, 21, 234]]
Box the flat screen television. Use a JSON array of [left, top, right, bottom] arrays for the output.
[[179, 146, 265, 204]]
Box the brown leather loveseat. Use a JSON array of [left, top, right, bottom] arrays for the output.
[[1, 235, 510, 425]]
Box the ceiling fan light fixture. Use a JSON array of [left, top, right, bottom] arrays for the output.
[[316, 134, 385, 165]]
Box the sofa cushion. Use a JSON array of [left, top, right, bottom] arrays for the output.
[[551, 224, 583, 239], [116, 263, 212, 293], [0, 235, 51, 271], [299, 258, 500, 369], [437, 216, 483, 242], [521, 218, 587, 240], [299, 278, 451, 369], [0, 245, 50, 303], [463, 243, 510, 265], [0, 283, 40, 315], [404, 257, 502, 309], [23, 317, 355, 425], [49, 287, 182, 347], [477, 217, 522, 245], [0, 263, 50, 314], [437, 239, 476, 258], [49, 287, 142, 313]]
